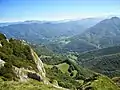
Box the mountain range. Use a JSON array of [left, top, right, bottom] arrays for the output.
[[0, 17, 120, 89], [54, 17, 120, 53], [0, 18, 102, 44], [1, 17, 120, 53]]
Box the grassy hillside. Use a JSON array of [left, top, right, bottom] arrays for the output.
[[45, 59, 120, 90], [0, 78, 64, 90], [56, 63, 69, 73], [90, 76, 120, 90]]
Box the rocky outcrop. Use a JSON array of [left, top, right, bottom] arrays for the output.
[[13, 48, 48, 84], [30, 49, 46, 78], [13, 66, 44, 82], [0, 59, 5, 67], [28, 72, 41, 81], [13, 67, 29, 82]]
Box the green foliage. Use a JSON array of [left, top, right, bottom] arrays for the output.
[[40, 54, 67, 65], [0, 33, 119, 90], [78, 45, 120, 60], [0, 36, 38, 80], [65, 59, 95, 79], [0, 62, 16, 80], [56, 63, 69, 73], [31, 44, 67, 65], [77, 46, 120, 78], [45, 59, 97, 89], [45, 66, 81, 89], [0, 78, 62, 90], [45, 59, 119, 90], [46, 38, 97, 53], [31, 44, 54, 56], [63, 39, 97, 53], [90, 76, 120, 90]]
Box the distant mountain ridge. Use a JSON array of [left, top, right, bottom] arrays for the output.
[[0, 18, 102, 44], [79, 17, 120, 48], [1, 17, 120, 53]]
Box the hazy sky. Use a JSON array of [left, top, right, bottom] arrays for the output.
[[0, 0, 120, 22]]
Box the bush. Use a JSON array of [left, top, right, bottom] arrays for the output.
[[0, 62, 16, 81]]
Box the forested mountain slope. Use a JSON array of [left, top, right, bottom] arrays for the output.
[[58, 17, 120, 53], [79, 17, 120, 48], [77, 46, 120, 78]]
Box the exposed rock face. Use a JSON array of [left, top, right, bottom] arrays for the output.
[[13, 48, 47, 83], [0, 59, 5, 67], [30, 49, 46, 79], [14, 67, 28, 82], [13, 66, 45, 82], [0, 43, 2, 47]]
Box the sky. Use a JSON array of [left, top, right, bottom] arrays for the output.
[[0, 0, 120, 22]]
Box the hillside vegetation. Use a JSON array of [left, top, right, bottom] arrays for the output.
[[79, 17, 120, 48], [0, 33, 119, 90], [45, 59, 119, 89], [77, 46, 120, 78]]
